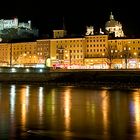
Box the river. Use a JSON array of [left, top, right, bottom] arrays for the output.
[[0, 83, 140, 140]]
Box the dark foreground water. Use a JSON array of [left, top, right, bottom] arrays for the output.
[[0, 84, 140, 140]]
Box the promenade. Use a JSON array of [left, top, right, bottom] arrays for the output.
[[0, 67, 140, 89]]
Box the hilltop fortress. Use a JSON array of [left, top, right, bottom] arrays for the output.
[[0, 18, 31, 30], [0, 18, 38, 42]]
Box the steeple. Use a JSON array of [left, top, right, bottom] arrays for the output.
[[62, 17, 66, 30], [110, 12, 114, 20], [62, 16, 67, 37]]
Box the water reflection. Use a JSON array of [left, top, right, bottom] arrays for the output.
[[130, 91, 140, 137], [101, 90, 109, 134], [25, 85, 29, 109], [38, 87, 43, 123], [0, 84, 1, 98], [63, 88, 71, 130], [10, 85, 16, 114], [1, 85, 140, 139], [9, 85, 16, 139], [21, 86, 28, 131], [51, 89, 56, 116]]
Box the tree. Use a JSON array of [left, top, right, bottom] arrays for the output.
[[104, 44, 118, 69], [121, 44, 131, 69]]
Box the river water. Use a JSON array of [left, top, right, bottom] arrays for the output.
[[0, 84, 140, 140]]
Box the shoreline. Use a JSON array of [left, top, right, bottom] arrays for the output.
[[1, 69, 140, 89], [1, 80, 140, 90]]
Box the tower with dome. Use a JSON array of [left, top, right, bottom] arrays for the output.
[[105, 12, 125, 37]]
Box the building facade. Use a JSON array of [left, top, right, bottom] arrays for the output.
[[108, 39, 140, 68], [0, 43, 11, 66], [0, 35, 140, 69], [49, 38, 85, 69]]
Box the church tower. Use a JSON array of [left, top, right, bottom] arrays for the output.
[[53, 17, 67, 38], [105, 12, 125, 37]]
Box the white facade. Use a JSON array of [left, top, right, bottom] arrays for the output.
[[105, 12, 124, 37], [86, 26, 94, 35], [0, 18, 31, 30]]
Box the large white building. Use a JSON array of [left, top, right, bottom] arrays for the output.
[[0, 18, 38, 42], [0, 18, 31, 30], [105, 12, 125, 37]]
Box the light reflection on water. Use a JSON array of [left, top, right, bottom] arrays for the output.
[[129, 91, 140, 137], [0, 84, 140, 139], [38, 87, 43, 124], [63, 88, 71, 130]]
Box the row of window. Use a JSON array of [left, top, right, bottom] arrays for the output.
[[57, 50, 83, 53], [87, 49, 105, 52], [12, 44, 35, 47], [37, 48, 49, 50], [86, 54, 100, 57], [87, 36, 106, 39], [87, 40, 106, 42], [13, 47, 34, 50], [87, 44, 106, 47], [57, 55, 83, 59], [57, 45, 83, 48], [0, 49, 8, 51], [56, 40, 83, 43]]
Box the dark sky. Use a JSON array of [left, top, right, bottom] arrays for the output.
[[1, 0, 140, 37]]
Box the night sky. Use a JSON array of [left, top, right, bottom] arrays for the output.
[[1, 0, 140, 37]]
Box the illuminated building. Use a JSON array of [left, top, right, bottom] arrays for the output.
[[0, 43, 11, 66], [36, 39, 50, 66], [86, 26, 94, 35], [0, 13, 140, 69], [108, 39, 140, 68], [0, 41, 49, 67], [53, 30, 67, 39], [0, 18, 31, 30], [105, 12, 125, 37], [49, 38, 85, 68], [0, 35, 140, 69], [11, 42, 37, 66], [0, 18, 38, 42], [84, 35, 108, 69]]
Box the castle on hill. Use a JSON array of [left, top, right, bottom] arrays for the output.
[[0, 18, 38, 42]]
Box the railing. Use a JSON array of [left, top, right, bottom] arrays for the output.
[[0, 67, 50, 73]]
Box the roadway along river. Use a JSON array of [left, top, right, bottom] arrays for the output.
[[0, 83, 140, 140]]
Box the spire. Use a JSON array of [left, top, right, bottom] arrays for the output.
[[62, 16, 67, 36], [110, 12, 114, 20], [62, 16, 66, 30]]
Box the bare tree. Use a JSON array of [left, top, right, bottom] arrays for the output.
[[104, 44, 118, 69], [121, 44, 131, 69]]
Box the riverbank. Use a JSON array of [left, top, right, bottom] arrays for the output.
[[1, 68, 140, 89]]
